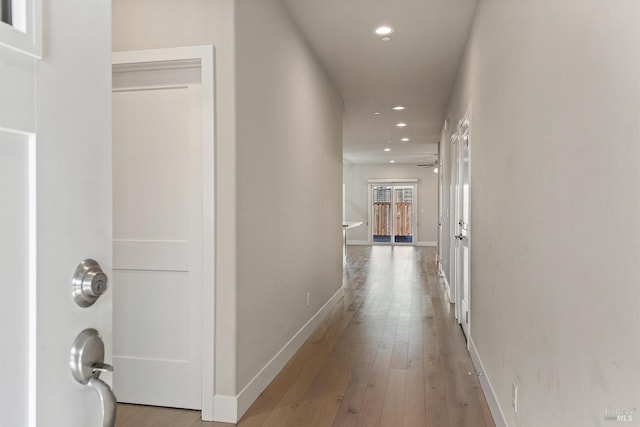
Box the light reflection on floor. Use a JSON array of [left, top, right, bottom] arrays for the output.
[[343, 245, 437, 343]]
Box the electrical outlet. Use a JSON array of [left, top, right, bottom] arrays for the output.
[[512, 382, 518, 413], [306, 293, 310, 307]]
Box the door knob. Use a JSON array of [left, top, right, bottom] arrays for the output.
[[70, 328, 117, 427], [72, 259, 108, 307]]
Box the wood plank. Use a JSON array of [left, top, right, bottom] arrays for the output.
[[402, 358, 426, 427], [389, 339, 408, 370], [260, 300, 356, 427], [432, 293, 474, 427], [116, 405, 199, 427], [423, 294, 450, 427], [355, 338, 393, 426], [292, 354, 352, 426], [424, 360, 451, 427], [115, 404, 144, 425], [458, 361, 497, 427], [332, 361, 374, 427], [379, 368, 407, 426]]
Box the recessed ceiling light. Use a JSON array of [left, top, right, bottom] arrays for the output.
[[374, 25, 394, 36], [396, 122, 407, 127], [401, 137, 410, 142], [392, 106, 405, 111], [374, 111, 380, 115], [384, 148, 391, 152], [389, 160, 395, 163], [380, 36, 392, 42]]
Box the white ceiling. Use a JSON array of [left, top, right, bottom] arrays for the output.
[[281, 0, 478, 165]]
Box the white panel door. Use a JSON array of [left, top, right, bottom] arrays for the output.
[[112, 74, 203, 409], [1, 2, 112, 426], [454, 106, 472, 339], [449, 133, 459, 308]]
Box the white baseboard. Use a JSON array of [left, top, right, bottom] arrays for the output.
[[416, 241, 437, 247], [213, 286, 345, 423], [440, 269, 453, 303], [346, 240, 369, 245], [469, 338, 507, 427]]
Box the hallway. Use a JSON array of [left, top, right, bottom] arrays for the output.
[[116, 246, 494, 426]]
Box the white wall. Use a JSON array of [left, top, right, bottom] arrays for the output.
[[235, 0, 343, 400], [444, 1, 640, 425], [343, 163, 438, 245]]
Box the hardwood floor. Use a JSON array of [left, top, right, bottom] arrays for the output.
[[115, 245, 495, 427]]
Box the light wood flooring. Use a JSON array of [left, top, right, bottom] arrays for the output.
[[116, 245, 495, 427]]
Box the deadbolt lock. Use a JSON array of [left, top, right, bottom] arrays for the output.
[[72, 259, 108, 307]]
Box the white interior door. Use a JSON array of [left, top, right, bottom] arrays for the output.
[[437, 153, 444, 269], [1, 2, 112, 426], [454, 107, 471, 339], [112, 59, 204, 409], [449, 133, 459, 308]]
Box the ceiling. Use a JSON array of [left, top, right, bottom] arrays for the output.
[[281, 0, 478, 165]]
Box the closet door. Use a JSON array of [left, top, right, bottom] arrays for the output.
[[112, 61, 203, 409]]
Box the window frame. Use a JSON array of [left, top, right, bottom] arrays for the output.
[[0, 0, 41, 58]]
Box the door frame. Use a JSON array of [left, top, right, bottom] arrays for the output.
[[112, 46, 216, 420], [367, 178, 419, 245]]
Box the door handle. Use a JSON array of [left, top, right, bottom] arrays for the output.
[[87, 376, 117, 427], [70, 328, 117, 427]]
